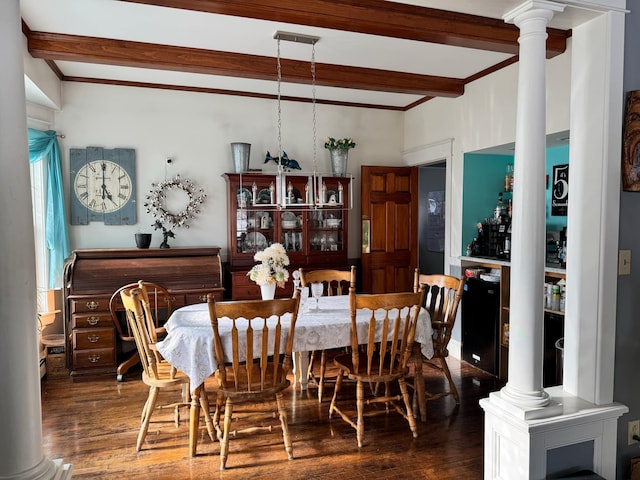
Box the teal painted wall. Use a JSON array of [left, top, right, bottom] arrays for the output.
[[462, 153, 513, 252], [462, 145, 569, 253]]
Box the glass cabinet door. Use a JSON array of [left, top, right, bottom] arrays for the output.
[[236, 209, 274, 254], [280, 210, 304, 253], [309, 208, 344, 253]]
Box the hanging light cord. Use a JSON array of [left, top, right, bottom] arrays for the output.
[[311, 41, 317, 175], [276, 37, 283, 171]]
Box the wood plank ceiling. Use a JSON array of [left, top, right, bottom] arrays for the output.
[[21, 0, 570, 110]]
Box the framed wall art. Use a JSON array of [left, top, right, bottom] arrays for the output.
[[623, 90, 640, 191]]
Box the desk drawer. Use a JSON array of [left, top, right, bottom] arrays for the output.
[[73, 327, 114, 350], [73, 348, 115, 369], [71, 313, 113, 329], [70, 297, 110, 314]]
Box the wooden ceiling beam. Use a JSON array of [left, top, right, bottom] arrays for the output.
[[118, 0, 568, 57], [27, 32, 465, 97]]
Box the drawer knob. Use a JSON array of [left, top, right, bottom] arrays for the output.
[[88, 354, 101, 363], [86, 301, 100, 310], [198, 295, 207, 302], [87, 316, 99, 326], [87, 334, 100, 343]]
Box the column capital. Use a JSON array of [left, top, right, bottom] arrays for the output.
[[503, 0, 565, 25]]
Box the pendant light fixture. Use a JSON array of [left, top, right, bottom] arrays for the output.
[[240, 31, 353, 209]]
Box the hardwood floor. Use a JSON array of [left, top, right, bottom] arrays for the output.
[[41, 356, 503, 479]]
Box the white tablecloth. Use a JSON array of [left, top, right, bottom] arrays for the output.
[[156, 295, 433, 389]]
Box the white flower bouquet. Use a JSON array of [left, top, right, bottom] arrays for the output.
[[247, 242, 290, 287]]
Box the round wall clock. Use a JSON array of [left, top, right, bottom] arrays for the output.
[[70, 147, 137, 225]]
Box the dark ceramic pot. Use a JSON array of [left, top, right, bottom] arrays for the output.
[[135, 233, 152, 249]]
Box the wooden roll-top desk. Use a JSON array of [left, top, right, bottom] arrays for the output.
[[63, 247, 224, 379]]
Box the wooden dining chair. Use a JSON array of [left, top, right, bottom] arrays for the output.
[[410, 271, 465, 419], [207, 294, 300, 470], [328, 289, 424, 448], [299, 266, 356, 402], [109, 280, 174, 381], [119, 287, 213, 452]]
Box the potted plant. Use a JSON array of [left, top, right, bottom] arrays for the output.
[[324, 137, 356, 176]]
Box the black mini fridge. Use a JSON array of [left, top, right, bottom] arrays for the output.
[[462, 276, 500, 375]]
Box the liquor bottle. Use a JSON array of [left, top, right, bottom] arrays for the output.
[[494, 193, 505, 223], [505, 163, 514, 192]]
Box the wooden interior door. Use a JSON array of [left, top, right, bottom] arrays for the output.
[[361, 165, 418, 293]]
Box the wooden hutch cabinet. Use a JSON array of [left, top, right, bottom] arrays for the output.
[[224, 173, 350, 300], [63, 247, 224, 378]]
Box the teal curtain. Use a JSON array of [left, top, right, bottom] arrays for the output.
[[27, 129, 71, 289]]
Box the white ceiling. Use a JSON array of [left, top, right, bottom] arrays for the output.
[[19, 0, 600, 110]]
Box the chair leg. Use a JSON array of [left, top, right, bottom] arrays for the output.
[[398, 377, 418, 439], [328, 369, 344, 419], [137, 386, 159, 451], [199, 388, 215, 441], [276, 391, 294, 460], [117, 351, 140, 381], [307, 350, 316, 383], [219, 397, 234, 471], [213, 392, 224, 442], [439, 357, 460, 403], [356, 380, 365, 448]]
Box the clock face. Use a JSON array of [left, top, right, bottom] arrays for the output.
[[73, 159, 133, 213]]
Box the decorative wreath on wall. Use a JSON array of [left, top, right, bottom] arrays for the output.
[[144, 174, 206, 229]]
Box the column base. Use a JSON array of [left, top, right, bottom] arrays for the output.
[[495, 386, 562, 420], [481, 386, 627, 479], [1, 458, 72, 480]]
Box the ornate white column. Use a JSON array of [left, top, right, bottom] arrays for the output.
[[0, 1, 71, 478], [493, 0, 565, 417]]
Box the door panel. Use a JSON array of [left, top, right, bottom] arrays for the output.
[[361, 165, 418, 293]]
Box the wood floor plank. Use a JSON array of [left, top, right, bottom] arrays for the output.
[[41, 356, 502, 479]]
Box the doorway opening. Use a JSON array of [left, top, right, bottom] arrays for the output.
[[419, 162, 446, 275]]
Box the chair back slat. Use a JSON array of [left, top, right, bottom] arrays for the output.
[[120, 287, 160, 380], [300, 266, 356, 296], [350, 289, 424, 377], [207, 295, 300, 394]]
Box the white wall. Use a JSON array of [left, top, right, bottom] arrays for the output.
[[54, 83, 404, 261], [403, 41, 572, 265]]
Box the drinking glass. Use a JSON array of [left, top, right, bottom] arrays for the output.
[[310, 282, 324, 310], [299, 286, 309, 312]]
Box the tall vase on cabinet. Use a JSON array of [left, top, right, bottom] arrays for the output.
[[260, 282, 276, 300]]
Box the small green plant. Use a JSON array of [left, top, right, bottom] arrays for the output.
[[324, 137, 356, 150]]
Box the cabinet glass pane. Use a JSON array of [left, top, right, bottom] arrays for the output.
[[280, 211, 303, 252], [309, 209, 343, 252], [237, 209, 273, 253]]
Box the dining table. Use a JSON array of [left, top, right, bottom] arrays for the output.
[[156, 294, 433, 456]]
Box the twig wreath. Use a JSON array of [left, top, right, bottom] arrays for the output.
[[144, 174, 206, 229]]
